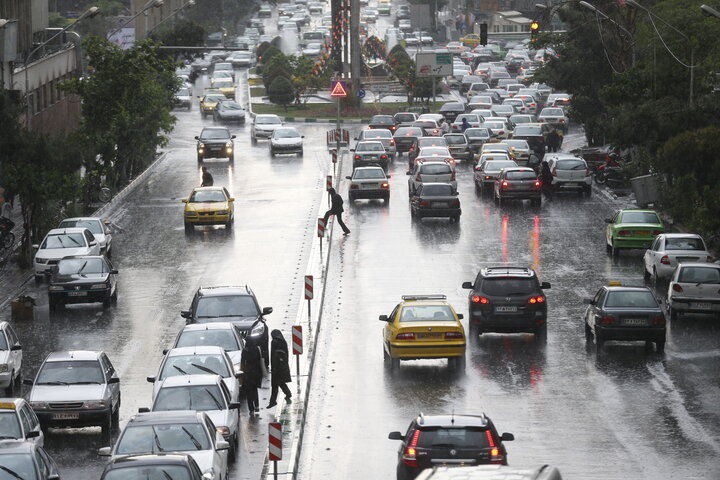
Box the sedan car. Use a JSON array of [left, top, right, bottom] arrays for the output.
[[412, 119, 444, 137], [213, 100, 246, 123], [393, 126, 424, 154], [0, 398, 43, 445], [210, 79, 235, 99], [394, 112, 419, 128], [352, 140, 390, 170], [57, 217, 112, 257], [438, 102, 466, 123], [251, 114, 283, 140], [474, 158, 518, 194], [270, 127, 304, 156], [33, 228, 101, 283], [356, 129, 396, 155], [407, 161, 457, 196], [0, 441, 60, 480], [503, 139, 533, 167], [667, 262, 720, 320], [174, 86, 192, 110], [410, 183, 461, 221], [346, 166, 390, 203], [25, 350, 121, 435], [544, 154, 592, 196], [460, 33, 482, 47], [450, 113, 484, 133], [0, 323, 22, 396], [494, 167, 542, 206], [584, 284, 666, 352], [171, 322, 245, 368], [99, 454, 208, 480], [196, 127, 235, 163], [302, 42, 324, 58], [98, 411, 229, 480], [538, 107, 568, 133], [198, 94, 226, 117], [182, 187, 235, 232], [464, 127, 492, 154], [48, 256, 118, 311], [368, 114, 398, 132], [605, 209, 664, 256], [380, 295, 466, 370], [446, 41, 466, 54], [643, 233, 713, 282]]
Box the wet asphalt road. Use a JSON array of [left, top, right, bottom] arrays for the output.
[[4, 69, 333, 479], [298, 136, 720, 478]]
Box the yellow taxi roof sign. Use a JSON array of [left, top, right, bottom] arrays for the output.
[[0, 402, 16, 409], [608, 281, 622, 286]]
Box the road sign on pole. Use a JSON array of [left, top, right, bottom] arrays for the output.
[[356, 88, 365, 98], [330, 80, 348, 97], [326, 175, 333, 191], [269, 422, 282, 462], [415, 52, 453, 77], [304, 275, 314, 300]]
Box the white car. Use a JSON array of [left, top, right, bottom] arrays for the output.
[[269, 127, 304, 156], [0, 398, 44, 446], [148, 375, 240, 459], [407, 161, 457, 196], [251, 114, 283, 140], [667, 262, 720, 320], [644, 233, 714, 282], [543, 154, 592, 196], [417, 113, 450, 134], [346, 166, 390, 203], [170, 322, 245, 368], [0, 322, 22, 396], [446, 41, 466, 54], [538, 107, 569, 133], [450, 113, 484, 132], [356, 129, 396, 155], [147, 346, 241, 402], [481, 121, 510, 139], [33, 227, 101, 282], [302, 42, 324, 58], [57, 217, 113, 257], [99, 410, 229, 480]]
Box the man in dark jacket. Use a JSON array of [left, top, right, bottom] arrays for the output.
[[201, 166, 214, 187], [241, 344, 263, 415], [546, 130, 559, 153], [267, 329, 292, 408], [322, 187, 350, 235]]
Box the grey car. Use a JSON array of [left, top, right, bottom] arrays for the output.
[[346, 166, 391, 203], [410, 183, 461, 221], [356, 129, 396, 155], [0, 441, 61, 480], [213, 100, 246, 124], [443, 133, 472, 161], [251, 114, 283, 140], [352, 140, 390, 170], [464, 127, 492, 154], [474, 159, 518, 193], [269, 127, 304, 156], [494, 167, 542, 206]]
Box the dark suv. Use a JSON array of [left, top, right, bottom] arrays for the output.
[[181, 285, 273, 366], [195, 127, 236, 163], [462, 265, 550, 341], [388, 413, 514, 480]]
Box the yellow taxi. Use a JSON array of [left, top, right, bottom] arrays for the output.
[[0, 398, 44, 445], [460, 33, 481, 47], [478, 143, 516, 161], [380, 295, 466, 371], [198, 93, 226, 117], [210, 78, 236, 99], [182, 186, 235, 232]]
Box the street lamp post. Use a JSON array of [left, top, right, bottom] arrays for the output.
[[701, 4, 720, 18], [626, 0, 694, 103], [578, 1, 636, 68], [146, 0, 195, 36], [107, 0, 164, 40]]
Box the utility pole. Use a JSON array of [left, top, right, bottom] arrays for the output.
[[350, 0, 361, 92], [342, 0, 349, 74], [331, 0, 343, 73]]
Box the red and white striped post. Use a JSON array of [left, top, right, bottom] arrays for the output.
[[317, 217, 325, 254], [269, 422, 282, 479], [326, 174, 333, 206], [331, 149, 338, 176], [304, 275, 313, 319], [292, 325, 303, 380]]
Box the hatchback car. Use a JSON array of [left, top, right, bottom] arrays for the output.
[[213, 100, 245, 123], [57, 217, 112, 257], [394, 127, 424, 153], [389, 413, 514, 479], [543, 155, 592, 196], [410, 183, 461, 221], [643, 233, 713, 282], [25, 350, 121, 435], [474, 159, 518, 194], [171, 322, 245, 368], [182, 187, 235, 232], [48, 256, 118, 311], [494, 167, 542, 206], [443, 134, 471, 161], [196, 127, 235, 163], [407, 161, 457, 196], [584, 284, 666, 352], [251, 114, 283, 140], [462, 265, 551, 341], [380, 295, 466, 370], [0, 322, 23, 396], [605, 209, 664, 256], [99, 454, 207, 480], [174, 86, 193, 110], [352, 140, 390, 170], [33, 228, 101, 282], [270, 127, 304, 156], [394, 112, 419, 128], [0, 440, 60, 480], [346, 166, 390, 203], [667, 263, 720, 320], [0, 398, 43, 445]]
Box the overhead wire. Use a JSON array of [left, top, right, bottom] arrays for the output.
[[594, 11, 624, 74], [646, 13, 696, 68]]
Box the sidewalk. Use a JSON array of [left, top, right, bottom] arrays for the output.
[[0, 195, 33, 310]]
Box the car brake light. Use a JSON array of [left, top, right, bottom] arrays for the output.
[[652, 316, 666, 326], [559, 119, 565, 122], [528, 296, 545, 304], [501, 181, 509, 188], [486, 430, 504, 464], [396, 333, 416, 340], [350, 184, 359, 190], [354, 155, 361, 160], [551, 167, 557, 176], [618, 230, 632, 237], [419, 200, 429, 206], [390, 139, 395, 145], [472, 296, 490, 304], [534, 180, 541, 187], [433, 129, 439, 134], [601, 316, 615, 325], [381, 182, 389, 188], [380, 154, 388, 159], [672, 284, 683, 292], [660, 255, 670, 265], [445, 332, 463, 339], [652, 230, 663, 236], [402, 430, 421, 467], [451, 199, 460, 207]]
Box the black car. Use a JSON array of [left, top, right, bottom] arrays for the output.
[[195, 127, 236, 163], [48, 256, 118, 311], [511, 124, 547, 156], [583, 284, 666, 352], [438, 102, 465, 123], [393, 127, 423, 154], [100, 454, 207, 480], [181, 285, 273, 366], [389, 413, 514, 480], [410, 183, 461, 221], [462, 265, 550, 341], [368, 114, 398, 132]]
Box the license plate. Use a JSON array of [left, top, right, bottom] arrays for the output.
[[495, 306, 517, 313], [635, 231, 650, 236], [677, 257, 698, 263], [52, 413, 80, 420], [418, 332, 442, 339], [362, 183, 377, 189], [690, 302, 711, 310], [433, 202, 449, 208], [210, 146, 221, 150], [623, 318, 647, 326], [68, 291, 87, 297], [363, 155, 375, 160]]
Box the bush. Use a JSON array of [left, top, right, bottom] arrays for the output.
[[268, 76, 295, 110], [260, 45, 282, 64]]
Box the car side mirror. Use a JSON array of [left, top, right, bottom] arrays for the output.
[[107, 377, 120, 384], [229, 402, 241, 409], [457, 313, 464, 319], [379, 315, 389, 322], [146, 376, 156, 383], [387, 175, 391, 179], [23, 379, 33, 386], [231, 135, 236, 139], [406, 171, 411, 175], [461, 281, 473, 289], [216, 440, 230, 451], [604, 218, 612, 223], [26, 430, 40, 439], [181, 310, 191, 318], [583, 298, 593, 305], [229, 198, 235, 202], [388, 431, 405, 441], [138, 407, 150, 413], [500, 432, 515, 441], [262, 307, 273, 315], [10, 344, 21, 351], [540, 282, 551, 289], [48, 475, 60, 480], [350, 148, 355, 152], [302, 135, 305, 138], [162, 349, 169, 355], [345, 176, 351, 180], [181, 199, 188, 203], [97, 447, 112, 456], [194, 136, 199, 139], [32, 244, 39, 249], [110, 269, 119, 275]]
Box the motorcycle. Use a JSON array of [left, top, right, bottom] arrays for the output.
[[593, 154, 622, 185], [594, 165, 628, 187]]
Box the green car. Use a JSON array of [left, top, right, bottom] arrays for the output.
[[605, 209, 664, 256]]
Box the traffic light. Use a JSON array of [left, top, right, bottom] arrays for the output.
[[530, 20, 540, 45], [480, 23, 488, 46]]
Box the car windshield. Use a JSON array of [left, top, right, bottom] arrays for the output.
[[506, 171, 536, 180], [0, 453, 38, 480], [505, 140, 528, 149], [420, 164, 452, 175], [465, 128, 490, 139], [353, 169, 385, 180], [203, 95, 225, 103], [363, 130, 391, 139], [416, 427, 491, 448], [154, 385, 227, 412], [485, 161, 517, 172], [102, 465, 192, 480], [421, 148, 450, 156], [396, 128, 422, 137], [514, 126, 542, 136], [256, 116, 281, 124], [58, 219, 103, 234], [0, 333, 7, 350], [57, 258, 106, 275], [421, 184, 454, 196], [619, 211, 660, 224], [665, 237, 705, 250], [220, 102, 243, 111], [37, 360, 104, 385], [0, 412, 22, 439], [395, 114, 415, 123], [556, 159, 586, 170], [41, 233, 86, 249], [177, 329, 240, 351], [189, 190, 227, 203], [200, 129, 230, 140], [115, 424, 211, 455], [605, 291, 658, 308], [444, 136, 466, 145], [400, 305, 455, 321], [678, 266, 720, 284], [542, 108, 564, 116], [481, 278, 536, 295], [274, 128, 300, 138], [160, 354, 230, 379], [304, 32, 323, 40], [357, 143, 384, 152], [196, 295, 259, 318]]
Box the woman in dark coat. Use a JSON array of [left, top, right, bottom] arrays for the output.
[[241, 344, 263, 415], [267, 329, 292, 408]]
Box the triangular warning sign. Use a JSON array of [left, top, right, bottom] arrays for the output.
[[330, 81, 348, 98]]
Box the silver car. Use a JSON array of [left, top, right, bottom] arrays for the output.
[[352, 140, 390, 170], [170, 322, 245, 368], [474, 158, 518, 193], [251, 114, 283, 140], [346, 166, 390, 203], [538, 107, 569, 133], [269, 127, 304, 156], [0, 322, 22, 396], [33, 227, 101, 282], [356, 129, 396, 155], [443, 134, 472, 161]]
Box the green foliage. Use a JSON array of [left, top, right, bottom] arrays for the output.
[[268, 75, 296, 110], [262, 53, 293, 88], [260, 45, 282, 64], [363, 36, 386, 60], [48, 13, 70, 28], [256, 41, 272, 60], [150, 19, 205, 47]]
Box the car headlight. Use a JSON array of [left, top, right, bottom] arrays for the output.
[[91, 283, 109, 290], [0, 364, 8, 373], [216, 426, 230, 436], [225, 141, 233, 148], [250, 323, 265, 338], [215, 210, 229, 215], [48, 285, 63, 291], [198, 143, 205, 148], [30, 402, 50, 410], [35, 258, 48, 264], [84, 400, 108, 409]]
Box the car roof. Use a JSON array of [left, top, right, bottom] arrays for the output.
[[0, 398, 26, 410], [400, 294, 450, 305], [158, 374, 222, 388], [105, 454, 196, 469], [182, 322, 237, 332], [604, 286, 653, 293], [657, 233, 702, 239], [676, 262, 720, 269], [197, 285, 252, 297], [191, 186, 226, 192], [45, 350, 101, 362], [415, 413, 489, 428], [353, 166, 385, 172], [618, 208, 658, 214], [200, 126, 230, 132], [0, 440, 36, 454], [128, 411, 204, 426], [58, 217, 103, 222], [481, 265, 535, 277], [46, 227, 90, 235], [166, 346, 226, 357]]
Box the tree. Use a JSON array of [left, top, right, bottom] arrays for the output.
[[268, 76, 296, 110], [260, 45, 283, 64], [150, 19, 205, 62], [263, 53, 293, 88]]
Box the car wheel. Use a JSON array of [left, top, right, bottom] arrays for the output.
[[583, 186, 592, 197], [595, 333, 604, 352], [187, 104, 192, 111], [656, 339, 666, 353], [270, 149, 275, 157], [226, 217, 234, 230], [101, 410, 113, 437], [452, 213, 460, 222], [5, 371, 15, 396], [102, 295, 112, 308], [184, 223, 194, 233], [298, 149, 303, 157], [611, 243, 619, 257], [390, 357, 400, 371], [535, 323, 548, 343], [229, 154, 234, 163], [585, 322, 593, 341], [644, 265, 651, 282], [383, 346, 389, 362], [229, 433, 238, 462], [669, 306, 679, 321], [49, 299, 58, 312], [383, 194, 390, 204], [452, 356, 466, 371], [111, 400, 120, 430], [111, 286, 118, 304]]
